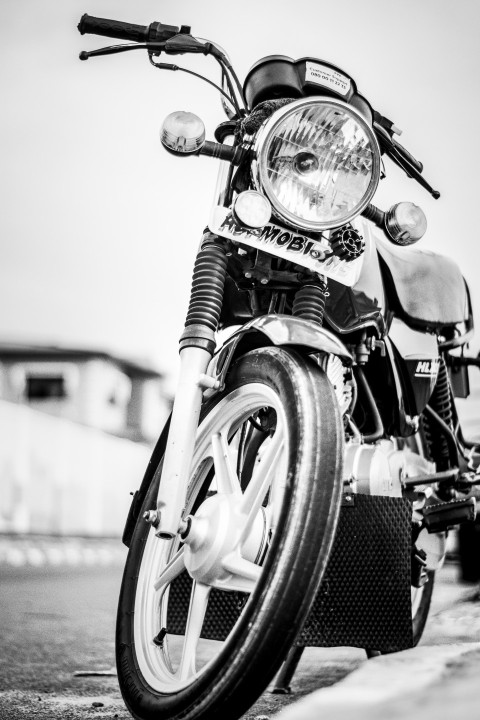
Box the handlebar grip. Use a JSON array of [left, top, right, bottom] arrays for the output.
[[78, 14, 148, 42]]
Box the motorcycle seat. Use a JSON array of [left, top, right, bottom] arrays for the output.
[[376, 235, 469, 330]]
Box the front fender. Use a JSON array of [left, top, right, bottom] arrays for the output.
[[208, 314, 352, 392]]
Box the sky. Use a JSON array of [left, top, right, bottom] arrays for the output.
[[1, 0, 480, 391]]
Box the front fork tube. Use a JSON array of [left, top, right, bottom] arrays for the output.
[[154, 346, 214, 538], [154, 233, 228, 538]]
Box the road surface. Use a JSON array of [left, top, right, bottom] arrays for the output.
[[0, 541, 478, 720]]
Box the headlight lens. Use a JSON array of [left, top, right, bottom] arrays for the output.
[[253, 98, 381, 231]]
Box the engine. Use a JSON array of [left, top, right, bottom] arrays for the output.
[[344, 439, 435, 498]]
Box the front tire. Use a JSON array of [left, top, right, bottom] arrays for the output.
[[116, 347, 343, 720]]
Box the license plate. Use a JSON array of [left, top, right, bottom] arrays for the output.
[[209, 206, 362, 287]]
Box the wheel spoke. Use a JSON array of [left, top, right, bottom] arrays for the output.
[[220, 551, 261, 592], [178, 581, 211, 680], [239, 429, 284, 544], [212, 431, 242, 496], [153, 547, 185, 594]]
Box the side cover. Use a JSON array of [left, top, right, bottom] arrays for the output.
[[389, 317, 440, 416]]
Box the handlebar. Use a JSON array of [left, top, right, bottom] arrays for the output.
[[78, 14, 214, 59], [77, 12, 244, 114], [78, 14, 187, 45], [77, 15, 438, 196]]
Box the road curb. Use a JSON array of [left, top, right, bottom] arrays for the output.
[[273, 643, 480, 720], [0, 535, 127, 567]]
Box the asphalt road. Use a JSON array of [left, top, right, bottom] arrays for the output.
[[0, 554, 478, 720], [0, 562, 127, 719]]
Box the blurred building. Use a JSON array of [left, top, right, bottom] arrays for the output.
[[0, 342, 171, 444], [0, 343, 172, 537]]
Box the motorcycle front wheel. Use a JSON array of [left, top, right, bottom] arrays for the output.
[[116, 347, 343, 720]]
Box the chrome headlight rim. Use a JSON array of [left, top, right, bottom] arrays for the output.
[[252, 96, 382, 232]]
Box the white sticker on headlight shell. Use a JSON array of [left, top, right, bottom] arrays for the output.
[[305, 62, 351, 96], [209, 206, 362, 287]]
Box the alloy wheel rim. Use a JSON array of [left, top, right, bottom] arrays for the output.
[[133, 383, 288, 692]]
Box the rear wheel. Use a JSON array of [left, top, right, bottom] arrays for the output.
[[409, 427, 438, 646], [411, 570, 435, 643], [367, 429, 437, 659], [116, 347, 343, 720]]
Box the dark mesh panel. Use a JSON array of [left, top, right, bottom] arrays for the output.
[[298, 494, 413, 652]]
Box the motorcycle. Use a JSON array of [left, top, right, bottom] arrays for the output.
[[78, 13, 480, 720]]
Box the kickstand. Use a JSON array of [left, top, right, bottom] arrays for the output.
[[365, 649, 382, 659], [271, 646, 305, 694]]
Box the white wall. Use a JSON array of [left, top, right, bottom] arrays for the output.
[[80, 359, 131, 434], [0, 399, 152, 537]]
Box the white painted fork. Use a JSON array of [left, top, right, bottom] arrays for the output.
[[154, 345, 216, 538]]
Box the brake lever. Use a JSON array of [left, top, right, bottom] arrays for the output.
[[79, 34, 211, 62], [79, 42, 154, 60], [389, 145, 441, 199], [374, 121, 440, 199]]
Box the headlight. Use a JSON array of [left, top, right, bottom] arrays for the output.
[[252, 97, 381, 231]]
